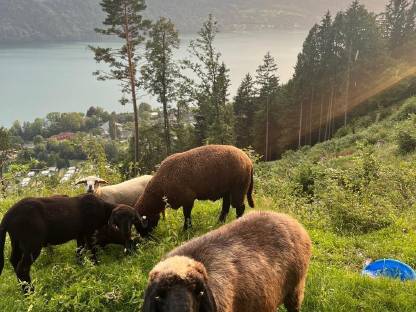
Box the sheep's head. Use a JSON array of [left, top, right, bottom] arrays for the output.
[[75, 176, 108, 193], [109, 205, 148, 245], [143, 256, 216, 312]]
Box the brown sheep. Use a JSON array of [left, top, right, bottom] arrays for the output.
[[135, 145, 254, 234], [142, 211, 312, 312]]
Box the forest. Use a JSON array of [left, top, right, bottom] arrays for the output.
[[2, 0, 415, 179]]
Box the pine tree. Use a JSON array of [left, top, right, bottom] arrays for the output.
[[234, 73, 256, 148], [405, 0, 416, 41], [0, 127, 12, 186], [382, 0, 411, 51], [90, 0, 151, 175], [334, 1, 382, 125], [294, 24, 320, 146], [208, 62, 234, 144], [184, 14, 232, 145], [142, 17, 180, 156], [316, 12, 338, 140], [255, 52, 280, 161]]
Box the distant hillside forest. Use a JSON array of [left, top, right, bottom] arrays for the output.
[[0, 0, 415, 179], [0, 0, 385, 42]]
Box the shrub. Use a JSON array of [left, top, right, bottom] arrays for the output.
[[396, 130, 416, 154], [322, 184, 393, 234], [392, 97, 416, 121]]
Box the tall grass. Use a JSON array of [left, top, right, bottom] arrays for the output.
[[1, 98, 416, 311]]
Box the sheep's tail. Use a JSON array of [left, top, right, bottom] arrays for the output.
[[0, 223, 6, 276], [247, 168, 255, 208]]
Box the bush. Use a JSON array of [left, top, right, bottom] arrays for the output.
[[322, 184, 393, 234], [392, 97, 416, 121], [396, 130, 416, 154]]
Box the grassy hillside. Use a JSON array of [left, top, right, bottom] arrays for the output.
[[1, 97, 416, 311]]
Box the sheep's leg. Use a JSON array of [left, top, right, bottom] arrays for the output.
[[16, 251, 35, 294], [235, 203, 245, 218], [85, 236, 99, 265], [10, 239, 22, 273], [182, 204, 193, 231], [284, 277, 306, 312], [219, 193, 231, 223], [231, 191, 246, 218], [76, 237, 85, 264]]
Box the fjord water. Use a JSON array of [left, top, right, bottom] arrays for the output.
[[0, 30, 307, 127]]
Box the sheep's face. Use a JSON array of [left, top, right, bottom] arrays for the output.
[[86, 179, 99, 193], [109, 205, 146, 240], [76, 176, 108, 193], [143, 280, 211, 312], [143, 257, 216, 312]]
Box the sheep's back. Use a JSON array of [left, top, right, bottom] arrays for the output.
[[157, 145, 252, 202], [167, 211, 311, 312], [99, 175, 153, 206]]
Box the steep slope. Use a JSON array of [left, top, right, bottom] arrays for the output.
[[0, 98, 415, 311]]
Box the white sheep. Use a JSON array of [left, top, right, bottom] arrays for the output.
[[75, 175, 153, 206]]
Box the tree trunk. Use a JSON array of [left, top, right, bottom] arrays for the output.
[[265, 95, 270, 161], [318, 94, 324, 142], [344, 42, 353, 127], [309, 87, 315, 145], [124, 4, 140, 175], [298, 99, 304, 148], [161, 32, 172, 156]]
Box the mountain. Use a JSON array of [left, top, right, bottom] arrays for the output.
[[0, 0, 386, 42]]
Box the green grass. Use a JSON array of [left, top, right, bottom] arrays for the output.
[[1, 98, 416, 311]]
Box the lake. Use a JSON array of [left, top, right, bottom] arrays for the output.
[[0, 30, 308, 127]]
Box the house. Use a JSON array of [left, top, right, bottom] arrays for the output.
[[49, 132, 76, 141], [101, 121, 131, 140]]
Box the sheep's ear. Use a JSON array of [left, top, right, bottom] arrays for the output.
[[199, 281, 217, 312], [142, 282, 158, 312], [137, 213, 149, 229], [74, 178, 87, 185], [96, 178, 109, 185]]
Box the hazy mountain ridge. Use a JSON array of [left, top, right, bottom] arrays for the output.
[[0, 0, 385, 42]]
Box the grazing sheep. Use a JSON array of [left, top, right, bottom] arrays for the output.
[[76, 175, 153, 206], [75, 175, 153, 248], [108, 205, 148, 253], [0, 194, 119, 293], [142, 211, 312, 312], [135, 145, 254, 234]]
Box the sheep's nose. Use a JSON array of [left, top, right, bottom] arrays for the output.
[[87, 187, 94, 193]]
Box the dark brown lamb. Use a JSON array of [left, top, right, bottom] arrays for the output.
[[142, 211, 312, 312], [0, 194, 121, 293], [135, 145, 254, 234]]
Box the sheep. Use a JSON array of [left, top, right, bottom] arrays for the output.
[[0, 194, 145, 293], [75, 175, 153, 248], [75, 175, 153, 206], [108, 204, 148, 253], [135, 145, 254, 234], [142, 211, 312, 312]]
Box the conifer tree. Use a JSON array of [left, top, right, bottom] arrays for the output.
[[90, 0, 151, 174], [234, 73, 256, 148], [294, 24, 320, 146], [382, 0, 412, 51], [255, 52, 280, 161], [184, 14, 233, 145], [142, 17, 180, 156]]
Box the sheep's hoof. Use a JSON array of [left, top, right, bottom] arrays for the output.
[[22, 283, 34, 295], [218, 216, 227, 223]]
